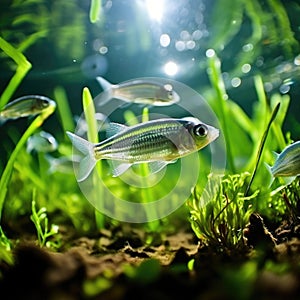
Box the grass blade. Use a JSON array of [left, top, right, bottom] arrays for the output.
[[0, 37, 32, 109], [0, 103, 56, 222], [244, 102, 280, 196]]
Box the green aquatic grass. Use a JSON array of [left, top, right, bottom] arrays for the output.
[[30, 194, 60, 249], [140, 108, 160, 231], [89, 0, 102, 23], [0, 226, 13, 266], [82, 87, 105, 229], [209, 0, 299, 77], [0, 102, 56, 223], [123, 108, 160, 231], [0, 37, 32, 109], [189, 173, 256, 251], [54, 86, 75, 134], [244, 102, 280, 196], [206, 51, 290, 184], [207, 51, 235, 173]]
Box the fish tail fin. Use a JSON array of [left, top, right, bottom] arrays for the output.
[[95, 77, 114, 106], [264, 162, 275, 188], [66, 131, 97, 182], [96, 76, 112, 91]]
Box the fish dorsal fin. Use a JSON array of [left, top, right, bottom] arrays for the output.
[[110, 161, 132, 177], [106, 122, 128, 137], [96, 77, 114, 91], [147, 160, 177, 174], [272, 151, 280, 159]]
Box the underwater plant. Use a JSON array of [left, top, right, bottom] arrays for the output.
[[189, 173, 256, 252], [0, 37, 32, 109], [208, 0, 299, 78], [30, 197, 60, 249], [206, 50, 290, 187], [82, 86, 105, 229]]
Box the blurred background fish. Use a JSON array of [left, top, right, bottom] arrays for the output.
[[45, 154, 81, 174], [95, 77, 180, 106], [26, 131, 58, 153], [0, 95, 56, 123], [266, 141, 300, 186], [75, 112, 109, 136]]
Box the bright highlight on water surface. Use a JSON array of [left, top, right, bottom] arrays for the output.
[[145, 0, 164, 22], [164, 61, 178, 76]]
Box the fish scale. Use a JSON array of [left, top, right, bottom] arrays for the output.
[[94, 121, 185, 161]]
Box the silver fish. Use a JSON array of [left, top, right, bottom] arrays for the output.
[[67, 117, 219, 182], [95, 77, 180, 106], [269, 141, 300, 177], [0, 95, 56, 122], [26, 131, 58, 153], [75, 112, 109, 136], [45, 154, 81, 174]]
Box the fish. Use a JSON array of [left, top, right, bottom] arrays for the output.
[[45, 154, 81, 174], [266, 141, 300, 186], [0, 95, 56, 122], [75, 112, 109, 136], [95, 77, 180, 106], [26, 131, 58, 153], [67, 117, 219, 182]]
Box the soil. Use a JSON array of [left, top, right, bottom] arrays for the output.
[[0, 215, 299, 300]]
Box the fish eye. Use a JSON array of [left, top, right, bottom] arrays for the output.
[[41, 99, 49, 107], [167, 90, 173, 99], [194, 124, 208, 137]]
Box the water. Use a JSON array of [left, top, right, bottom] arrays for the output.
[[0, 0, 300, 162]]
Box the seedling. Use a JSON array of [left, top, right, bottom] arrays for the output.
[[30, 196, 59, 248]]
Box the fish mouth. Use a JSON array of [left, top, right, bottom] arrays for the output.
[[209, 127, 219, 142], [172, 92, 180, 103]]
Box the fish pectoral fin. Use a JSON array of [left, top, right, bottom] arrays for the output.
[[264, 162, 275, 188], [106, 122, 128, 137], [147, 160, 176, 174], [281, 176, 296, 186], [110, 160, 132, 177]]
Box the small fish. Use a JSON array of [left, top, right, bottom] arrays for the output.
[[75, 112, 109, 136], [67, 117, 219, 182], [26, 131, 58, 153], [266, 141, 300, 185], [0, 95, 56, 122], [95, 77, 180, 106], [45, 154, 81, 174]]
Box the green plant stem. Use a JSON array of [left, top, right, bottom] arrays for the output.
[[0, 36, 32, 109], [207, 52, 235, 173], [89, 0, 101, 23], [54, 86, 75, 134], [244, 102, 280, 197], [82, 87, 105, 229], [140, 108, 160, 230], [0, 105, 56, 222]]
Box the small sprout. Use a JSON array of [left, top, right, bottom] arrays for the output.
[[30, 198, 60, 248], [0, 227, 14, 265], [187, 258, 195, 271]]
